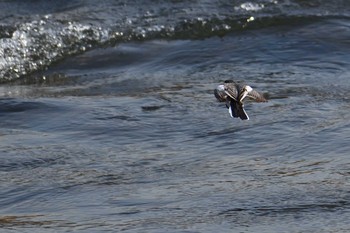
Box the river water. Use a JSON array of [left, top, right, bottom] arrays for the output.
[[1, 1, 350, 232]]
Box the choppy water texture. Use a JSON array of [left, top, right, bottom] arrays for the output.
[[1, 1, 350, 232]]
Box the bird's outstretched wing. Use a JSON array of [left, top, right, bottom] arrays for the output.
[[223, 83, 239, 101], [214, 88, 226, 102], [247, 90, 267, 102]]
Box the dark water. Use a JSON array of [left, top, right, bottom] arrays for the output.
[[1, 1, 350, 232]]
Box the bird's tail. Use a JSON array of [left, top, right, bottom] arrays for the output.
[[228, 101, 249, 120]]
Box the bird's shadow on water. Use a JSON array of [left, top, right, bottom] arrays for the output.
[[204, 126, 245, 138], [193, 118, 273, 141]]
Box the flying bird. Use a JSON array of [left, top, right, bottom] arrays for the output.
[[214, 80, 267, 120]]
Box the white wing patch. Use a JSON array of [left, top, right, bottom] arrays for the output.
[[228, 105, 234, 118], [242, 107, 249, 120]]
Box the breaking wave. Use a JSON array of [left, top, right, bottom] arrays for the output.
[[0, 0, 349, 81]]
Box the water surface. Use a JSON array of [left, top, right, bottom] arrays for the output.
[[1, 1, 350, 232]]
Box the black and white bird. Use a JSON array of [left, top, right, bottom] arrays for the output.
[[214, 80, 267, 120]]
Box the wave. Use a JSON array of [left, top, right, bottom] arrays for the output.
[[0, 0, 349, 82]]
